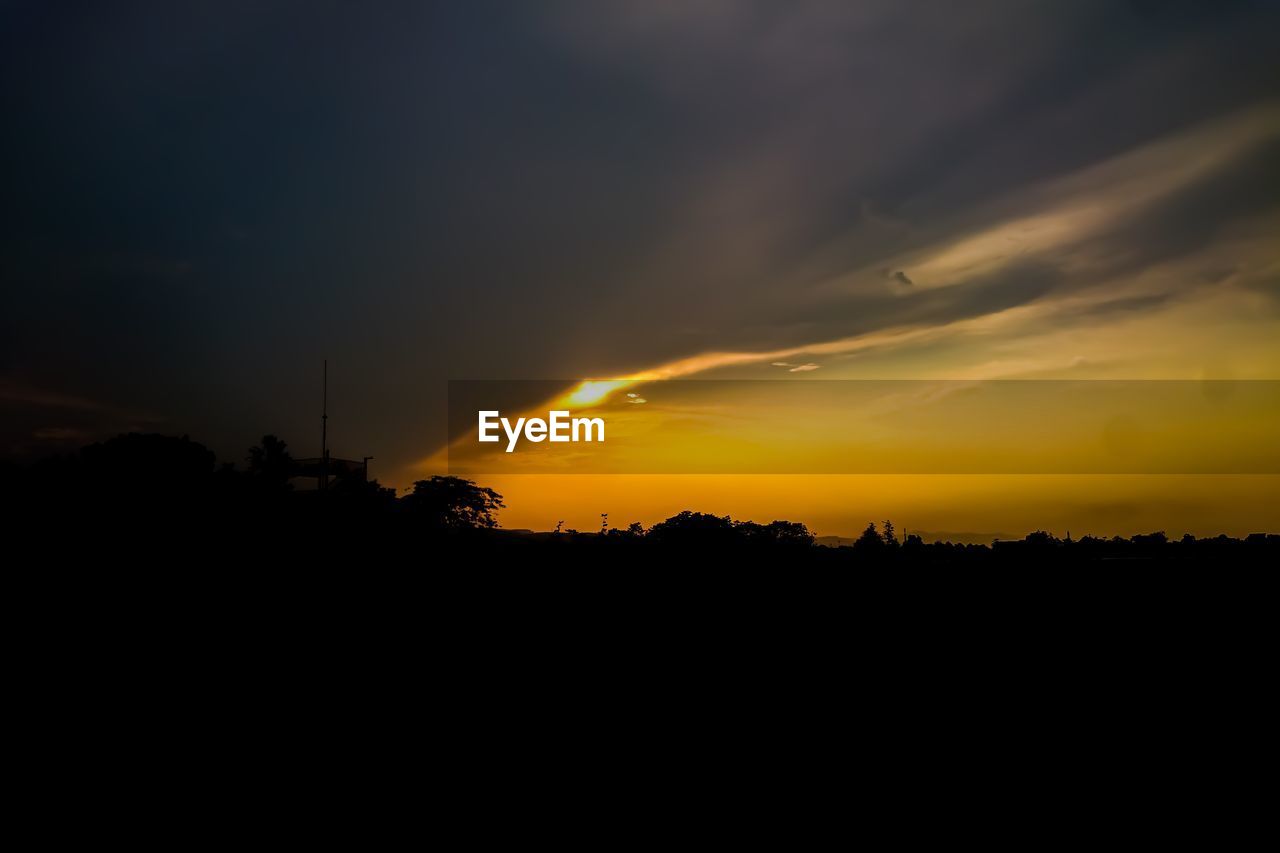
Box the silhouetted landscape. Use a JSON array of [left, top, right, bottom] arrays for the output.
[[8, 431, 1276, 567], [6, 5, 1279, 584]]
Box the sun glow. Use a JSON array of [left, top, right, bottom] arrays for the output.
[[561, 379, 637, 407]]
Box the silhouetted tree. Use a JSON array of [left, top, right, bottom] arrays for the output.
[[329, 471, 397, 506], [247, 435, 293, 490], [79, 433, 216, 502], [882, 520, 899, 547], [648, 511, 736, 548], [853, 522, 886, 555], [763, 520, 815, 547], [735, 519, 815, 548], [401, 476, 504, 530], [605, 521, 646, 541]]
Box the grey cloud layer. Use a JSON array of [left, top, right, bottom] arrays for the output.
[[1, 1, 1276, 471]]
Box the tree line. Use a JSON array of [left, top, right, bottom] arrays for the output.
[[3, 431, 1276, 565]]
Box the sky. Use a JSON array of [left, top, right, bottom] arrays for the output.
[[2, 1, 1278, 537]]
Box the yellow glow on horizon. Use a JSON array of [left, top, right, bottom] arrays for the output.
[[399, 105, 1280, 538], [479, 473, 1280, 541]]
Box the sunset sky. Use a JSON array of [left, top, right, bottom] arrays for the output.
[[3, 2, 1278, 538]]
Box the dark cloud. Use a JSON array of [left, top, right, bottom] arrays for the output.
[[1, 1, 1277, 475]]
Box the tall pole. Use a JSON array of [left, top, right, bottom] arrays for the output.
[[321, 359, 329, 490]]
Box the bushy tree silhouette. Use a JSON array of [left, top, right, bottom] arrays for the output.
[[853, 522, 886, 555], [735, 519, 815, 548], [401, 476, 504, 531], [647, 511, 736, 548], [645, 512, 814, 550], [79, 433, 216, 502], [247, 435, 293, 490], [604, 521, 646, 541]]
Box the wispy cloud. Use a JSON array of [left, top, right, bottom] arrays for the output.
[[553, 103, 1280, 394]]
